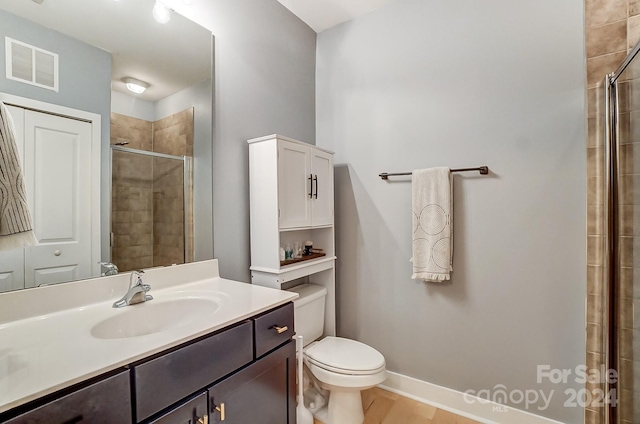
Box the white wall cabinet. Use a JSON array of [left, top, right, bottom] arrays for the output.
[[248, 134, 336, 337], [277, 139, 333, 229]]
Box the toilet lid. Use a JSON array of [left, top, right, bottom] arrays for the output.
[[305, 337, 385, 375]]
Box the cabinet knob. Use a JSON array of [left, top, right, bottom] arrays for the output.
[[54, 249, 61, 256], [272, 325, 288, 334], [214, 402, 225, 421], [198, 415, 209, 424]]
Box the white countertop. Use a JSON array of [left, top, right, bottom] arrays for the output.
[[0, 260, 297, 414]]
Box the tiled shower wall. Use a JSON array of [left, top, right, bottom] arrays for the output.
[[110, 109, 194, 272], [585, 1, 640, 422]]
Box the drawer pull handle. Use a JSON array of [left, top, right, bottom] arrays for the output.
[[272, 325, 288, 334], [215, 402, 225, 421], [197, 415, 209, 424]]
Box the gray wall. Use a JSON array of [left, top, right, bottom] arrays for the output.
[[316, 0, 586, 422], [0, 9, 112, 264], [171, 0, 317, 281]]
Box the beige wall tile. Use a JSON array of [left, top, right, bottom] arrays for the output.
[[585, 407, 603, 424], [587, 52, 628, 88], [619, 174, 640, 204], [587, 20, 627, 57], [588, 117, 604, 147], [588, 205, 604, 235], [619, 296, 634, 328], [619, 388, 634, 421], [621, 206, 637, 236], [588, 176, 604, 205], [588, 146, 604, 177], [629, 14, 640, 48], [588, 87, 605, 118], [619, 112, 631, 144], [588, 265, 604, 295], [620, 328, 634, 359], [588, 235, 605, 266], [632, 0, 640, 16], [587, 294, 604, 324], [111, 113, 153, 151], [587, 323, 604, 353], [620, 267, 636, 297], [586, 0, 627, 27], [619, 236, 634, 267]]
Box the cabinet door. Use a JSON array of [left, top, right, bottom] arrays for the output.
[[278, 140, 311, 229], [4, 370, 131, 424], [311, 149, 334, 227], [147, 392, 208, 424], [208, 340, 296, 424]]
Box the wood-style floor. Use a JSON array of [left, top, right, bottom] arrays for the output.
[[313, 387, 481, 424]]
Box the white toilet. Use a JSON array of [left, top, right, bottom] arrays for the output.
[[289, 283, 387, 424]]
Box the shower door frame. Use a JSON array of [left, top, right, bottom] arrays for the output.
[[109, 144, 193, 268], [604, 39, 640, 424]]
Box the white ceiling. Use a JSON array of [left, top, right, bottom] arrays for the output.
[[277, 0, 396, 32], [0, 0, 211, 102]]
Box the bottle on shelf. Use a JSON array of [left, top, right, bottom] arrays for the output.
[[285, 243, 294, 260]]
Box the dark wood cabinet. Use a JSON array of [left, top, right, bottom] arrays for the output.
[[134, 321, 253, 422], [208, 340, 296, 424], [1, 303, 295, 424], [4, 371, 131, 424], [147, 392, 208, 424], [254, 302, 295, 358]]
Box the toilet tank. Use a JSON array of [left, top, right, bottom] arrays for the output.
[[288, 284, 327, 346]]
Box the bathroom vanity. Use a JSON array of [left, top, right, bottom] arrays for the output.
[[0, 260, 297, 424]]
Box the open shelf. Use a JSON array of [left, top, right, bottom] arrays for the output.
[[280, 252, 326, 267]]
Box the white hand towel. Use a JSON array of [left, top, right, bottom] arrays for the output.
[[411, 167, 452, 282], [0, 100, 37, 251]]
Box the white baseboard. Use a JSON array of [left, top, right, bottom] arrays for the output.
[[378, 371, 567, 424]]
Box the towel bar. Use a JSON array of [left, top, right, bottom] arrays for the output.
[[379, 166, 489, 180]]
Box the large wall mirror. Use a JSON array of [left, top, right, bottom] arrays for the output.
[[0, 0, 213, 292]]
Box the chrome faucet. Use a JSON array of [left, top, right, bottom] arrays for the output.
[[100, 262, 119, 276], [113, 270, 153, 308]]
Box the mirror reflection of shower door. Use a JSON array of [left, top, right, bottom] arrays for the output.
[[110, 147, 192, 273]]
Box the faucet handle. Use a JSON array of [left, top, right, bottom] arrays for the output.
[[130, 269, 145, 287]]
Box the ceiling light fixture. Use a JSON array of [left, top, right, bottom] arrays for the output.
[[123, 77, 150, 94], [152, 1, 172, 24]]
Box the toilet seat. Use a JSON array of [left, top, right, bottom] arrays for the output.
[[305, 336, 386, 375]]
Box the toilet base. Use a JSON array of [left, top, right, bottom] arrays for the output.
[[326, 389, 365, 424]]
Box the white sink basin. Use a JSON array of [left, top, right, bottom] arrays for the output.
[[91, 297, 220, 339]]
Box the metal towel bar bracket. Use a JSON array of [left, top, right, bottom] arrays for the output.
[[379, 166, 489, 180]]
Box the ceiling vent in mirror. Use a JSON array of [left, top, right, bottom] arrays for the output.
[[5, 37, 59, 92]]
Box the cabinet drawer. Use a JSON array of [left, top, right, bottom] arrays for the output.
[[5, 370, 131, 424], [134, 321, 253, 422], [254, 302, 294, 358]]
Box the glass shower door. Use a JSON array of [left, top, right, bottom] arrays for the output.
[[110, 146, 192, 273], [605, 43, 640, 424]]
